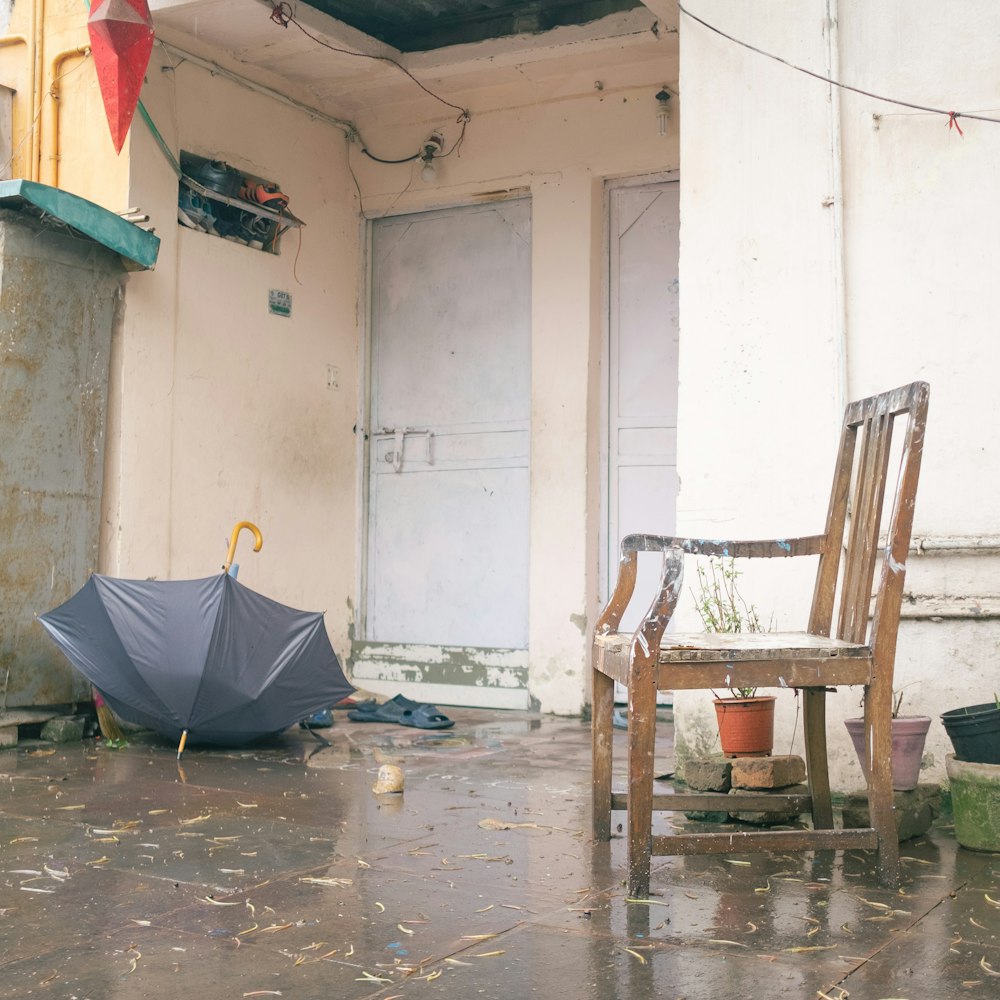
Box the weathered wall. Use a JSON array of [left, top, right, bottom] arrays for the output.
[[0, 211, 124, 706], [673, 0, 1000, 789]]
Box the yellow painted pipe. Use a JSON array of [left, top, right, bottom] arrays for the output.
[[43, 45, 90, 188], [223, 521, 263, 573], [177, 728, 188, 759], [31, 0, 44, 182]]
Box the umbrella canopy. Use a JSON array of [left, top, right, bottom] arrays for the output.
[[39, 574, 353, 746]]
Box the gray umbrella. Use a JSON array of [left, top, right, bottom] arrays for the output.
[[38, 573, 353, 750]]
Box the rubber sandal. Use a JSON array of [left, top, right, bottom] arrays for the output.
[[398, 704, 454, 730], [300, 709, 333, 729], [346, 694, 421, 723]]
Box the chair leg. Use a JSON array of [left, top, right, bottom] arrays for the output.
[[592, 656, 615, 841], [802, 689, 834, 829], [865, 680, 900, 887], [626, 657, 656, 898]]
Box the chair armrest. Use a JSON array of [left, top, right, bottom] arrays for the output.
[[595, 533, 826, 638]]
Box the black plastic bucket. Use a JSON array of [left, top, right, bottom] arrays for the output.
[[941, 702, 1000, 765]]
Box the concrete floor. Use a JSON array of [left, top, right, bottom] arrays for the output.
[[1, 708, 998, 999]]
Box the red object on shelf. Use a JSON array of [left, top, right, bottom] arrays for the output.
[[87, 0, 155, 154]]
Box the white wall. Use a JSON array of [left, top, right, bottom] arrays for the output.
[[103, 47, 363, 659], [674, 0, 1000, 789]]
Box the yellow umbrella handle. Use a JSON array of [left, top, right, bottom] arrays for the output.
[[223, 521, 263, 573]]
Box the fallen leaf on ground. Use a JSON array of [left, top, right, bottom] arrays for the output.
[[356, 972, 392, 984], [981, 957, 1000, 977], [857, 898, 892, 910]]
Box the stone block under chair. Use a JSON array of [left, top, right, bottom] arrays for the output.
[[841, 784, 942, 842], [731, 755, 806, 790], [684, 757, 733, 792]]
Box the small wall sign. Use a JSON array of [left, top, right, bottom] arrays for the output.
[[269, 289, 292, 317]]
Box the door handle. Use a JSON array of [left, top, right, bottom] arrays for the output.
[[377, 428, 433, 472]]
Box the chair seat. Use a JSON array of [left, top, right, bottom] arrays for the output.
[[594, 630, 873, 688]]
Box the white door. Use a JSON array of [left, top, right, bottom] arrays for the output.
[[604, 178, 680, 645], [354, 200, 532, 709]]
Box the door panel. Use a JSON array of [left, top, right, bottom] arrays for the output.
[[357, 200, 531, 705], [606, 180, 680, 636]]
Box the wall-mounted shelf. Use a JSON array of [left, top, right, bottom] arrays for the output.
[[177, 152, 304, 253]]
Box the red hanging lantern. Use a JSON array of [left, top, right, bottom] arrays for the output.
[[87, 0, 155, 154]]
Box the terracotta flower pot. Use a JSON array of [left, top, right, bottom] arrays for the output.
[[714, 696, 775, 757], [844, 716, 930, 791]]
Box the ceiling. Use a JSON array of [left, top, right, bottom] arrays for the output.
[[298, 0, 644, 53], [148, 0, 678, 126]]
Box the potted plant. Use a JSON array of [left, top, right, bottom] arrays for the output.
[[844, 690, 931, 792], [942, 695, 1000, 853], [941, 694, 1000, 765], [694, 559, 776, 757]]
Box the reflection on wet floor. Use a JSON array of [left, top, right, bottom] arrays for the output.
[[0, 708, 998, 999]]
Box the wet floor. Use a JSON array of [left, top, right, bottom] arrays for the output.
[[1, 708, 998, 999]]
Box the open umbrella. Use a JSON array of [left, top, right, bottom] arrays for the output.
[[38, 571, 353, 753]]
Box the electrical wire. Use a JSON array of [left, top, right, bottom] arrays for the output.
[[268, 2, 470, 119], [678, 1, 1000, 131], [345, 138, 366, 213], [361, 148, 420, 165]]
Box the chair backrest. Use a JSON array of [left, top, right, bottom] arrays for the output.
[[808, 382, 930, 652]]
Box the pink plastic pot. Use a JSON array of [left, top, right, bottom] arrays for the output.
[[844, 716, 931, 791]]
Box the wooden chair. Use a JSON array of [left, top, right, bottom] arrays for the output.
[[592, 382, 930, 897]]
